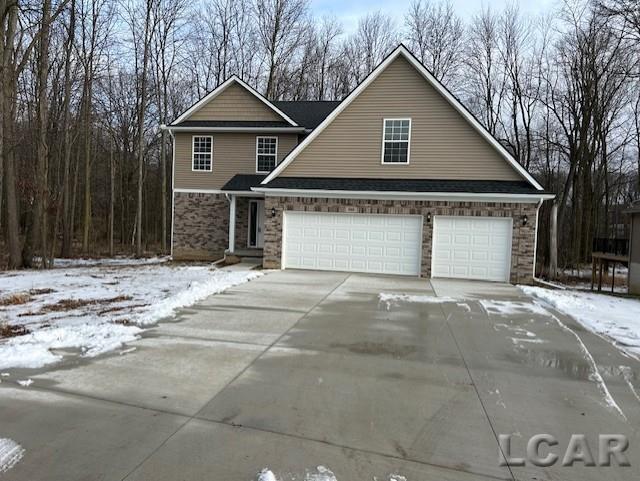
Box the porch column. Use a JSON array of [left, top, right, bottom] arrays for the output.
[[229, 194, 236, 253]]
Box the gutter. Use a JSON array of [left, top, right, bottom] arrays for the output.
[[161, 125, 308, 134]]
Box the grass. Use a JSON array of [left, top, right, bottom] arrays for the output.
[[0, 323, 30, 338], [0, 293, 31, 306]]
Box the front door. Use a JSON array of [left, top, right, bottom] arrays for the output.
[[248, 199, 265, 248]]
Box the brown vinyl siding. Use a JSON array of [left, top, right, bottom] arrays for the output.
[[189, 83, 283, 122], [174, 133, 298, 190], [280, 56, 522, 181]]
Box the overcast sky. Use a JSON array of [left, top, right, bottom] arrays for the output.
[[311, 0, 559, 33]]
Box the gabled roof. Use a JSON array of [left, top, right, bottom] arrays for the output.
[[272, 101, 341, 129], [262, 45, 544, 191], [171, 76, 299, 127]]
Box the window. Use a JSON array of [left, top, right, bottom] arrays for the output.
[[192, 136, 213, 171], [256, 136, 278, 173], [382, 119, 411, 164]]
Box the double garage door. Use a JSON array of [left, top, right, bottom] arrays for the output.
[[282, 212, 513, 282]]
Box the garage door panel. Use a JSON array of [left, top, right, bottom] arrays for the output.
[[284, 212, 422, 276], [432, 216, 512, 282]]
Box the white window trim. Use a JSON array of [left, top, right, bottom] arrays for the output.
[[381, 118, 411, 165], [256, 136, 278, 174], [191, 135, 213, 172]]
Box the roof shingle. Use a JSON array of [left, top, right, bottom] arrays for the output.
[[272, 101, 340, 129], [260, 177, 547, 194]]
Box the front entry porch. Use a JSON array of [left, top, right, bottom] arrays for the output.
[[226, 194, 265, 259]]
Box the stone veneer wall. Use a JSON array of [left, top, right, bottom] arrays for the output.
[[263, 196, 539, 284], [173, 192, 229, 260]]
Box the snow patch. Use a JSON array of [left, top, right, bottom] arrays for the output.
[[17, 379, 33, 387], [479, 299, 549, 316], [133, 270, 262, 325], [305, 466, 337, 481], [520, 286, 640, 359], [0, 263, 262, 370], [379, 293, 467, 310], [257, 468, 278, 481], [0, 438, 25, 473], [47, 256, 169, 268]]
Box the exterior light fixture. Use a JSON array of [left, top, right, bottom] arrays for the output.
[[522, 215, 528, 226], [271, 207, 277, 218], [426, 212, 432, 223]]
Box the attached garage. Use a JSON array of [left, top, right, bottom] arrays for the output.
[[283, 211, 422, 276], [431, 216, 513, 282]]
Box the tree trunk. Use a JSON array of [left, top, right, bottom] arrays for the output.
[[136, 0, 153, 257], [109, 134, 115, 256], [60, 0, 76, 258], [160, 128, 167, 252], [82, 82, 92, 254], [2, 2, 22, 269], [35, 0, 53, 267]]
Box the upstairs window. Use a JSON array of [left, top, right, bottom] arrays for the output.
[[192, 136, 213, 171], [382, 119, 411, 164], [256, 136, 278, 173]]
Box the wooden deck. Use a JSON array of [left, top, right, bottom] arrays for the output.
[[591, 252, 629, 292]]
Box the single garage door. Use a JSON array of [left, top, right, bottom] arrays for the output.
[[283, 211, 422, 276], [431, 216, 513, 282]]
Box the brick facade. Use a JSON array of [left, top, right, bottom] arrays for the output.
[[172, 192, 229, 260], [263, 196, 539, 284], [235, 197, 250, 249]]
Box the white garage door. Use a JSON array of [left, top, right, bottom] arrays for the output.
[[431, 216, 513, 282], [283, 212, 422, 276]]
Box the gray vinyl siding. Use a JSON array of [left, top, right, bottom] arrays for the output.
[[189, 83, 283, 122], [174, 133, 298, 190], [279, 56, 523, 181]]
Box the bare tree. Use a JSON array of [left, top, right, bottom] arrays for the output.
[[152, 0, 186, 252], [255, 0, 310, 98], [343, 11, 397, 87], [405, 0, 464, 86], [464, 6, 506, 136]]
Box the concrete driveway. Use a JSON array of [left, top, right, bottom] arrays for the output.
[[1, 270, 639, 481]]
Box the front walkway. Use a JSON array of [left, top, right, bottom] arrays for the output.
[[1, 271, 638, 480]]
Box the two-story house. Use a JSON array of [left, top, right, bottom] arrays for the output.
[[164, 45, 554, 284]]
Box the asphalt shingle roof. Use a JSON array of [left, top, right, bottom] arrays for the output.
[[272, 101, 341, 129], [261, 177, 546, 194], [221, 174, 268, 192]]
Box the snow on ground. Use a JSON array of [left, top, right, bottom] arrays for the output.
[[378, 293, 469, 311], [38, 255, 170, 268], [0, 438, 25, 473], [304, 466, 338, 481], [521, 286, 640, 359], [257, 469, 278, 481], [256, 466, 403, 481], [0, 261, 262, 370]]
